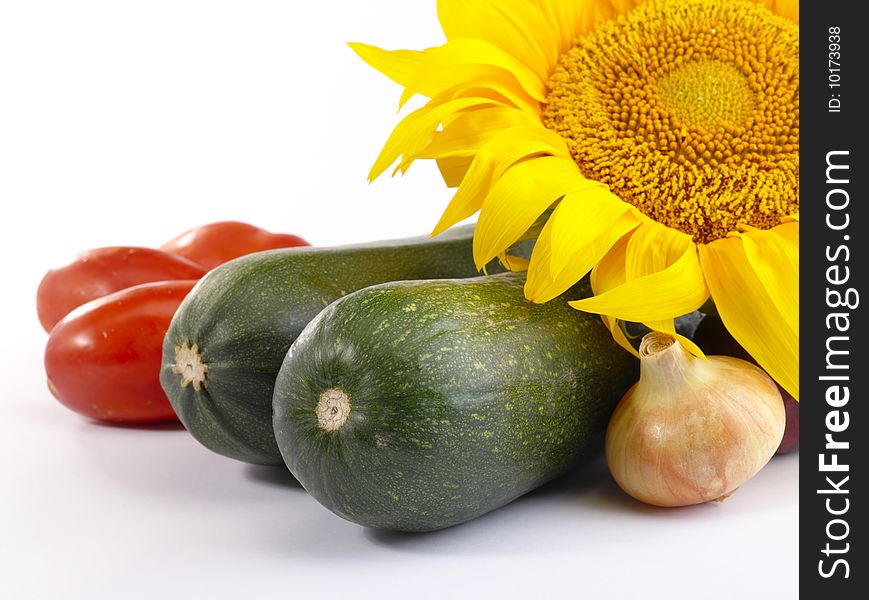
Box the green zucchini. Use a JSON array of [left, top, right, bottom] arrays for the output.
[[273, 273, 638, 531], [160, 225, 516, 465]]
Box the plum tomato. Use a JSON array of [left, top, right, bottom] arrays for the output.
[[44, 279, 198, 424], [160, 221, 309, 269], [37, 247, 206, 333]]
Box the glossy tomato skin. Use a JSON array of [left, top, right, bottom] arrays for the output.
[[161, 221, 309, 269], [44, 280, 198, 423], [37, 247, 206, 333]]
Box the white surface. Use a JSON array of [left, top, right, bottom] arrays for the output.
[[0, 2, 797, 599]]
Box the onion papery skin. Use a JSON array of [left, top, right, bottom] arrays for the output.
[[605, 336, 785, 507]]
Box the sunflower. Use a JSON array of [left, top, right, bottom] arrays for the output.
[[351, 0, 799, 400]]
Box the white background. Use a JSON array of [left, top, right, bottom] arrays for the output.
[[0, 1, 797, 599]]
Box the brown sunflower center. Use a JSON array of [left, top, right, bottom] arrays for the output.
[[543, 0, 799, 243]]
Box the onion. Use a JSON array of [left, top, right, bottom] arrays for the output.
[[693, 313, 799, 454], [605, 332, 786, 507]]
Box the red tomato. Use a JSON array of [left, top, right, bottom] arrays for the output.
[[37, 247, 207, 333], [44, 280, 198, 424], [161, 221, 309, 269]]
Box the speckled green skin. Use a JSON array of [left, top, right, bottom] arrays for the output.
[[273, 273, 638, 531], [161, 226, 507, 465]]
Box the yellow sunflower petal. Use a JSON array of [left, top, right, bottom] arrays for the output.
[[590, 228, 628, 293], [426, 68, 541, 114], [645, 320, 706, 358], [437, 0, 558, 79], [627, 225, 702, 354], [739, 224, 799, 335], [582, 227, 704, 357], [589, 235, 638, 356], [473, 156, 596, 269], [348, 43, 422, 88], [530, 0, 577, 53], [498, 252, 530, 273], [436, 157, 473, 188], [532, 0, 642, 52], [425, 78, 541, 120], [625, 222, 692, 280], [600, 315, 638, 357], [349, 40, 547, 104], [757, 0, 799, 23], [417, 106, 538, 159], [773, 220, 799, 245], [425, 40, 547, 101], [380, 50, 545, 116], [570, 228, 708, 323], [698, 238, 798, 399], [369, 97, 498, 181], [549, 187, 635, 278], [432, 126, 572, 236], [526, 209, 639, 303]]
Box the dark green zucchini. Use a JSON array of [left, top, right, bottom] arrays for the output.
[[160, 225, 515, 465], [272, 273, 638, 531]]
